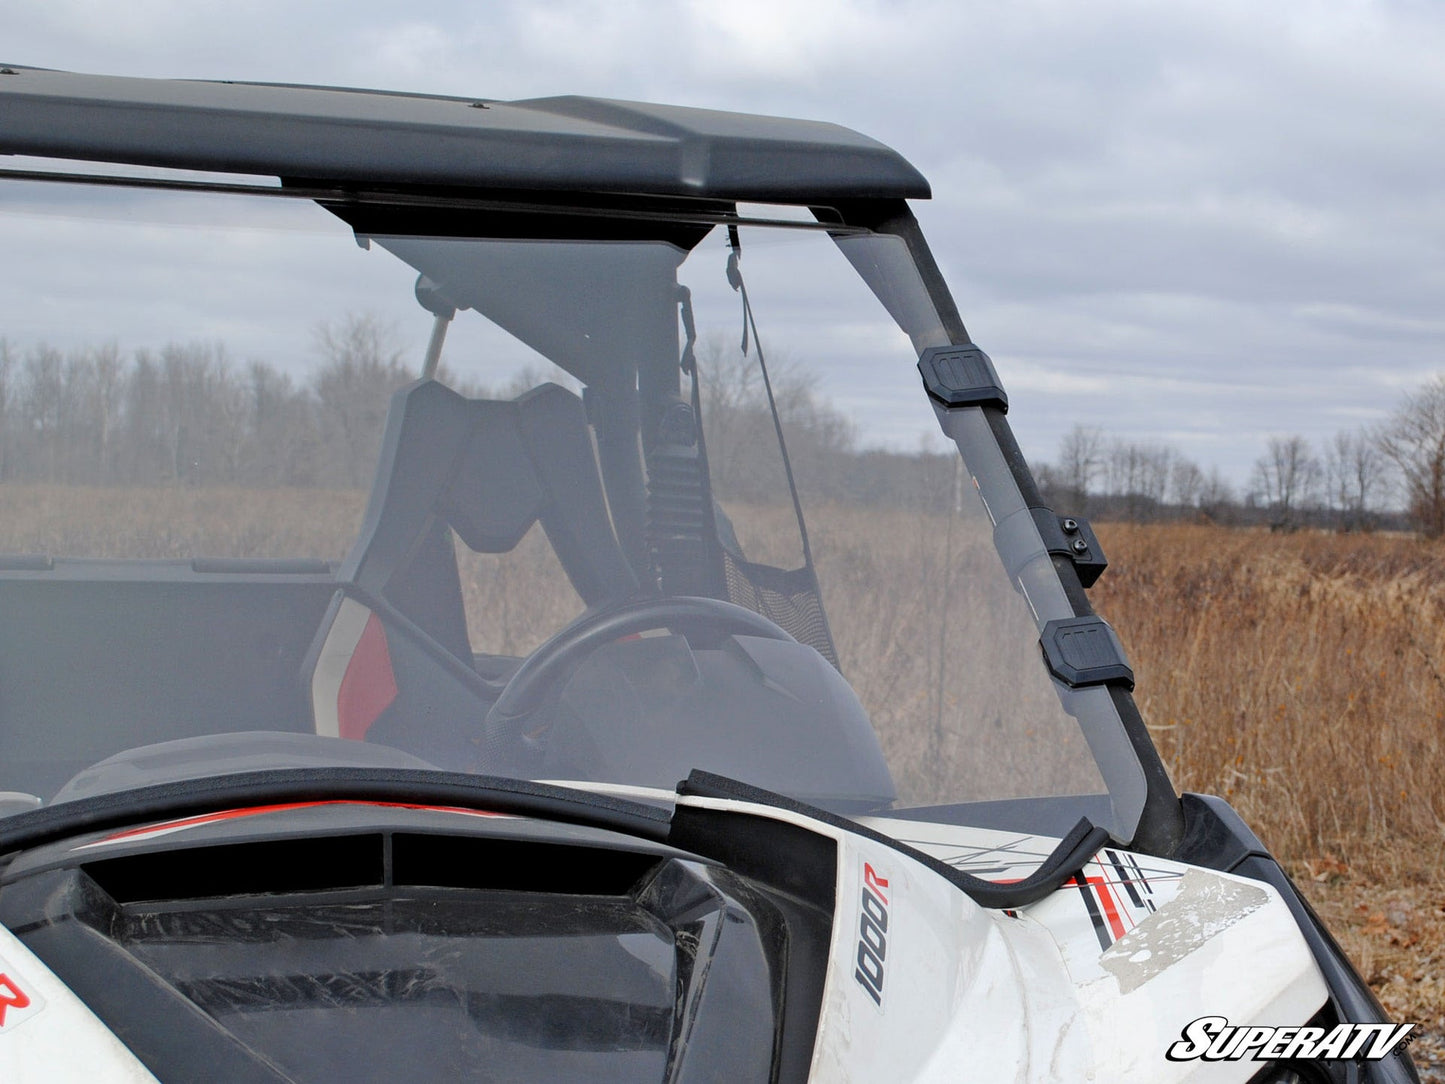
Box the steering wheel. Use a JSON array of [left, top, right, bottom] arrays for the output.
[[481, 595, 796, 762]]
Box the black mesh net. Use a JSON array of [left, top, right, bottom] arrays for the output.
[[721, 550, 839, 669]]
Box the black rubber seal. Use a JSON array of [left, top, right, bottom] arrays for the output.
[[676, 769, 1110, 910]]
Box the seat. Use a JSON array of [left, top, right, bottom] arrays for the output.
[[305, 379, 639, 749]]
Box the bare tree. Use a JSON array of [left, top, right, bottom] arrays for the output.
[[1251, 435, 1321, 529], [1136, 443, 1173, 511], [1375, 375, 1445, 538], [1170, 457, 1205, 509], [312, 313, 413, 487], [1104, 438, 1138, 503], [157, 343, 247, 484], [241, 362, 317, 486], [91, 343, 124, 484], [19, 345, 65, 481], [1197, 466, 1236, 521], [1323, 428, 1384, 531], [694, 332, 856, 505], [1104, 438, 1174, 520], [1056, 425, 1104, 508], [0, 339, 11, 480]]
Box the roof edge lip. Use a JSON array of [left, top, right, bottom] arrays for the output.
[[0, 64, 932, 204]]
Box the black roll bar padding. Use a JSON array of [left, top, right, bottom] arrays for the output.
[[339, 379, 472, 593], [584, 381, 651, 583], [513, 384, 641, 606]]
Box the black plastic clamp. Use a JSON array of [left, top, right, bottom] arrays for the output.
[[1041, 616, 1134, 689], [1031, 509, 1107, 588], [918, 344, 1008, 412]]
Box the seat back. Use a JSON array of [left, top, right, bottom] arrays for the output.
[[307, 380, 639, 746], [342, 379, 637, 618]]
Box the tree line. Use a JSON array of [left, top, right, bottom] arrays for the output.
[[0, 317, 475, 490], [1034, 376, 1445, 536], [709, 337, 1445, 539], [6, 316, 1445, 538], [0, 321, 960, 514]]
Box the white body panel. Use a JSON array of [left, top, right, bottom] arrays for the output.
[[0, 924, 156, 1082], [678, 796, 1329, 1083]]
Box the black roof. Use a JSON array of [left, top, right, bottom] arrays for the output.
[[0, 65, 929, 203]]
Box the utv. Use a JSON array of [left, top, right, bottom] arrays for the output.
[[0, 65, 1418, 1082]]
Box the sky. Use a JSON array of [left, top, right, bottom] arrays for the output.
[[6, 0, 1445, 486]]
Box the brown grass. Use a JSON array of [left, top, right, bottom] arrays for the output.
[[0, 486, 1440, 1051], [0, 484, 368, 560], [1090, 522, 1445, 877]]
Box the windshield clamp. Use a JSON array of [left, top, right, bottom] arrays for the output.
[[1031, 508, 1107, 587], [1041, 617, 1134, 690], [918, 344, 1008, 412]]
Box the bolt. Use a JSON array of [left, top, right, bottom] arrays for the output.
[[1071, 538, 1090, 554], [1061, 518, 1079, 534]]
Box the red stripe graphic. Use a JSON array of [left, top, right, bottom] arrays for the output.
[[1085, 874, 1128, 940]]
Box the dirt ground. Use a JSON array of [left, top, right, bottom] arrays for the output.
[[1292, 848, 1445, 1076]]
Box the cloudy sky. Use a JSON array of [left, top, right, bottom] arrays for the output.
[[6, 0, 1445, 485]]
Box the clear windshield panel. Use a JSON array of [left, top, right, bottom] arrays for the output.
[[0, 174, 1144, 840]]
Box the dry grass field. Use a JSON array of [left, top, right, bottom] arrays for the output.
[[0, 485, 1440, 1059]]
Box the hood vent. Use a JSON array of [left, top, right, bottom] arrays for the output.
[[4, 827, 796, 1084], [84, 831, 659, 904]]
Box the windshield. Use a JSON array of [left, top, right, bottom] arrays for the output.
[[0, 172, 1148, 841]]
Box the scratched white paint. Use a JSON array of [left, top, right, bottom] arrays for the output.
[[1101, 869, 1270, 993]]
